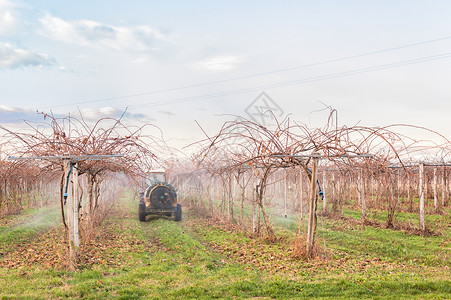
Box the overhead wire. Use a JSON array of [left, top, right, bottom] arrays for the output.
[[36, 35, 451, 110], [122, 51, 451, 110]]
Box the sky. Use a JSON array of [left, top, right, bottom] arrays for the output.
[[1, 0, 451, 155]]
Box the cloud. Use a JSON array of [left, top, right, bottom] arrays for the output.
[[80, 107, 122, 120], [79, 107, 147, 121], [39, 13, 167, 52], [158, 110, 175, 116], [0, 105, 45, 123], [0, 106, 149, 126], [0, 0, 20, 36], [0, 42, 55, 69], [195, 55, 244, 71]]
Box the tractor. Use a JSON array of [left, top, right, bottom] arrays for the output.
[[138, 169, 182, 222]]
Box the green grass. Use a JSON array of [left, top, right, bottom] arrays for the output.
[[0, 205, 60, 251], [320, 221, 450, 266], [0, 191, 450, 299]]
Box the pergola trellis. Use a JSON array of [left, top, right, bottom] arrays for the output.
[[388, 161, 451, 231], [269, 153, 374, 257], [8, 154, 123, 267], [191, 111, 451, 258]]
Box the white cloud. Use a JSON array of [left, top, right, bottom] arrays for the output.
[[39, 13, 167, 52], [196, 55, 244, 71], [79, 107, 147, 121], [0, 42, 55, 69], [0, 0, 19, 36], [158, 110, 175, 116], [0, 105, 43, 123], [0, 105, 148, 125], [81, 107, 119, 120]]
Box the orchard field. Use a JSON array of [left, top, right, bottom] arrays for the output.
[[1, 113, 451, 299], [0, 188, 450, 299]]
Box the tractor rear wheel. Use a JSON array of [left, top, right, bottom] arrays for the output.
[[139, 202, 146, 222], [174, 203, 182, 221]]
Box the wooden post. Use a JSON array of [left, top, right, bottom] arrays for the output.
[[322, 170, 327, 213], [360, 169, 366, 221], [306, 155, 319, 258], [18, 177, 22, 209], [252, 166, 257, 233], [357, 173, 361, 206], [300, 168, 304, 220], [407, 174, 411, 212], [232, 174, 237, 206], [443, 166, 448, 207], [294, 171, 299, 211], [4, 178, 7, 213], [337, 178, 341, 214], [433, 168, 438, 212], [273, 173, 278, 205], [85, 173, 92, 230], [228, 172, 233, 223], [442, 169, 446, 208], [425, 174, 428, 205], [198, 180, 202, 206], [419, 163, 425, 232], [72, 163, 80, 248], [284, 169, 288, 218], [371, 175, 374, 203], [240, 174, 245, 222], [63, 158, 75, 265], [397, 169, 400, 204], [210, 176, 215, 212], [332, 172, 335, 210]]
